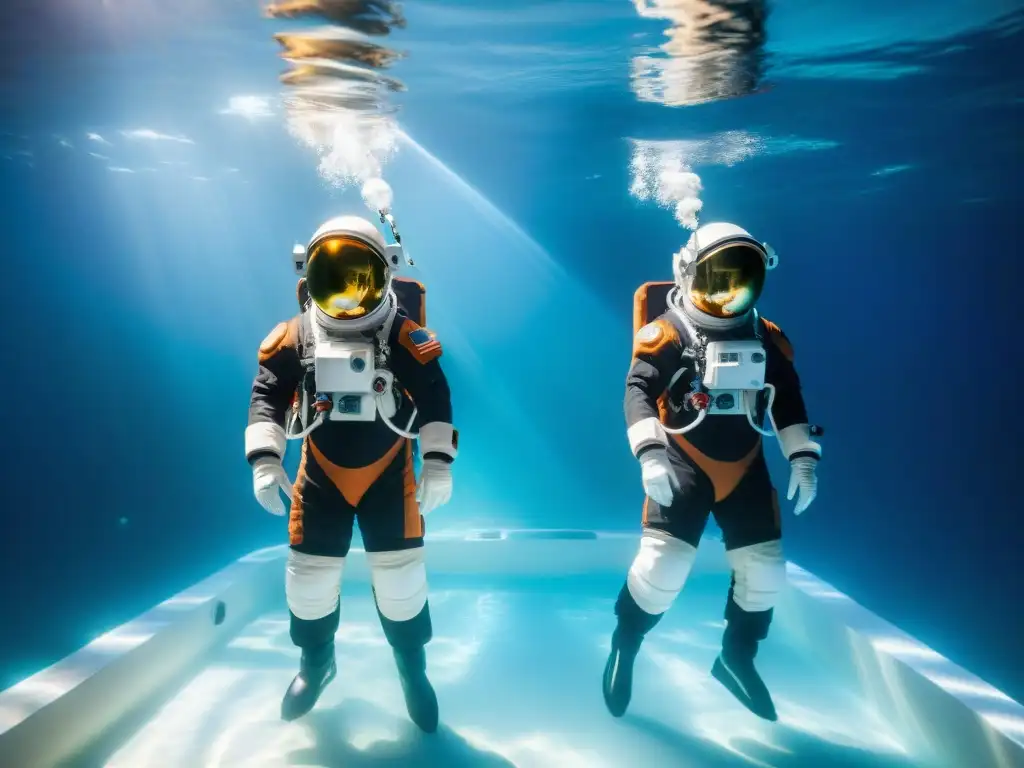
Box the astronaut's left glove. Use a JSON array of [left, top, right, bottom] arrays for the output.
[[787, 457, 818, 515], [416, 458, 452, 516], [777, 424, 822, 516], [416, 423, 457, 515]]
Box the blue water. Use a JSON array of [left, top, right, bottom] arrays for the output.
[[1, 0, 1022, 740]]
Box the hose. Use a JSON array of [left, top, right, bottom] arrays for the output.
[[377, 394, 419, 439], [285, 391, 419, 440], [659, 383, 778, 438], [745, 383, 777, 437], [286, 412, 325, 440], [662, 408, 708, 435]]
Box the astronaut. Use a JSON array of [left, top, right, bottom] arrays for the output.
[[244, 214, 458, 732], [602, 222, 822, 722]]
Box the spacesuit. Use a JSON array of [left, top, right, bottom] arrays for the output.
[[244, 214, 458, 732], [602, 222, 822, 722]]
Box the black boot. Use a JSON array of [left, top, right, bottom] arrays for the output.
[[282, 607, 339, 722], [711, 591, 777, 721], [377, 601, 439, 733], [602, 584, 663, 718]]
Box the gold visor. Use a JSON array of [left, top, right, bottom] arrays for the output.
[[688, 241, 766, 318], [305, 235, 388, 319]]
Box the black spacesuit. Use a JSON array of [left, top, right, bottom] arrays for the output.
[[604, 221, 822, 722], [245, 215, 458, 731]]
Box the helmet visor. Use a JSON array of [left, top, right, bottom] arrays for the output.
[[305, 236, 388, 319], [689, 241, 766, 318]]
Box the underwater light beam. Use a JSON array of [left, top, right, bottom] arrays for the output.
[[394, 130, 623, 365], [396, 130, 577, 282], [383, 131, 640, 521]]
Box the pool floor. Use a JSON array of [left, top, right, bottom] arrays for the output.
[[96, 574, 936, 768]]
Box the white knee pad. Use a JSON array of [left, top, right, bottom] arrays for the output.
[[726, 539, 786, 613], [626, 532, 698, 615], [367, 548, 428, 622], [285, 550, 345, 620]]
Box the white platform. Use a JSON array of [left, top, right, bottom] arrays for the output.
[[1, 530, 1022, 767]]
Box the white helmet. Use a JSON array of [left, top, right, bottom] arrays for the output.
[[299, 215, 397, 333], [672, 221, 778, 321], [309, 215, 388, 255]]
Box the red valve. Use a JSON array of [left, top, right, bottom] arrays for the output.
[[688, 392, 711, 411]]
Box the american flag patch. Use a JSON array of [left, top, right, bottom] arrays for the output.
[[402, 325, 442, 363]]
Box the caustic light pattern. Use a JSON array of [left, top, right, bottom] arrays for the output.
[[100, 583, 936, 768]]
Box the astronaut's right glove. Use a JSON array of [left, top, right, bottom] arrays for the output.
[[778, 424, 822, 516], [252, 457, 293, 517], [639, 447, 676, 507], [787, 457, 818, 515]]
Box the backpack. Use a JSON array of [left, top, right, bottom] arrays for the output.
[[632, 281, 675, 334]]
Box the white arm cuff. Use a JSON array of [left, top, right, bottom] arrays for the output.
[[419, 421, 458, 460], [777, 423, 821, 460], [628, 417, 668, 457], [245, 421, 286, 461]]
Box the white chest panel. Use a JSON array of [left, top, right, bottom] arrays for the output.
[[702, 339, 767, 391], [314, 339, 378, 422]]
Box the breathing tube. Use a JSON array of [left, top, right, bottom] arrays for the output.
[[657, 379, 777, 438], [285, 385, 419, 442], [283, 315, 421, 443]]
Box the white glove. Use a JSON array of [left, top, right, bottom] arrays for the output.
[[252, 457, 293, 516], [787, 456, 818, 515], [640, 449, 675, 507], [416, 458, 452, 516]]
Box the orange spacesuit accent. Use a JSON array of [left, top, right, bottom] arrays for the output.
[[401, 441, 423, 539], [259, 319, 298, 364], [308, 437, 404, 508], [632, 318, 678, 358], [760, 318, 794, 362], [397, 318, 442, 365], [632, 281, 671, 337], [652, 392, 763, 503], [671, 434, 763, 503], [289, 440, 310, 547]]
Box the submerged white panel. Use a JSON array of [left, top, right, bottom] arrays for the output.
[[778, 562, 1024, 768], [0, 545, 284, 767]]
